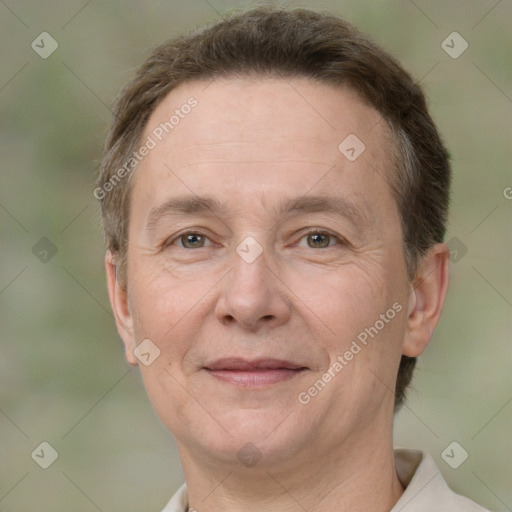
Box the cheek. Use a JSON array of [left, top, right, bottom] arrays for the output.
[[127, 256, 213, 354], [137, 361, 193, 437], [290, 263, 392, 340], [288, 257, 407, 386]]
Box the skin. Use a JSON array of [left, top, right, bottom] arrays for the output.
[[106, 77, 450, 512]]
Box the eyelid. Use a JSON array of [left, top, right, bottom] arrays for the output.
[[162, 229, 215, 249], [295, 228, 349, 247], [160, 227, 349, 251]]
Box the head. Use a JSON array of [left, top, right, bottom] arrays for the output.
[[98, 7, 450, 470]]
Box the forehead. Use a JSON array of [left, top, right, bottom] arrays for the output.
[[131, 77, 397, 222], [145, 77, 389, 160]]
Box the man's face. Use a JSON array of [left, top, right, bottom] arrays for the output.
[[118, 78, 413, 467]]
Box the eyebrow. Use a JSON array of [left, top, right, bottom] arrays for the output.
[[145, 193, 370, 231], [146, 196, 228, 231]]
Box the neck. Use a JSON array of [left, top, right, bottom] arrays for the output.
[[179, 435, 404, 512]]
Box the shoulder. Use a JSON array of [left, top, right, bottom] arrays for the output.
[[392, 448, 490, 512], [160, 482, 188, 512], [160, 451, 490, 511]]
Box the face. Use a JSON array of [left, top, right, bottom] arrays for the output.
[[108, 78, 441, 472]]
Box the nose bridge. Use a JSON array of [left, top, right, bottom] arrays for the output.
[[229, 236, 272, 307], [215, 235, 290, 330]]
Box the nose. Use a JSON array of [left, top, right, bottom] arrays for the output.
[[214, 240, 292, 332]]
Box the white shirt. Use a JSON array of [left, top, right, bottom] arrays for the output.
[[161, 449, 489, 511]]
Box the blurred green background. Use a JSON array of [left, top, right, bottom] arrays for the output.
[[1, 1, 510, 510]]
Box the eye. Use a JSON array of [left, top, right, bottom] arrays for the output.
[[297, 230, 340, 249], [170, 232, 212, 249]]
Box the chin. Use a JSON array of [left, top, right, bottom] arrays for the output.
[[175, 408, 315, 470]]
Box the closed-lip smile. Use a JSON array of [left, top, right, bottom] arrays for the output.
[[203, 358, 308, 387]]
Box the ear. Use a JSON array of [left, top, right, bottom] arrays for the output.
[[402, 243, 450, 357], [105, 251, 138, 366]]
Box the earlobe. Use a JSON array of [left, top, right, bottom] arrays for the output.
[[105, 251, 139, 366], [402, 243, 450, 357]]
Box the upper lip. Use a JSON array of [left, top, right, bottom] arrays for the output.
[[204, 358, 307, 371]]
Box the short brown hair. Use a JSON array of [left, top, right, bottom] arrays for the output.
[[97, 7, 451, 410]]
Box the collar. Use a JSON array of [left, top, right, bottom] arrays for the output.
[[161, 449, 489, 511]]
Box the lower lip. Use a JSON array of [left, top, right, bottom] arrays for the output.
[[205, 368, 305, 387]]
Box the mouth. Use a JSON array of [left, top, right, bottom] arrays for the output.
[[203, 358, 308, 387]]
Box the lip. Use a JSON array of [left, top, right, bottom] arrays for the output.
[[204, 358, 308, 387]]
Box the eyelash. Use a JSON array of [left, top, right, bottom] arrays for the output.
[[296, 229, 344, 248], [162, 229, 346, 250]]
